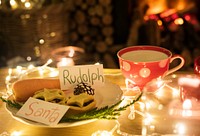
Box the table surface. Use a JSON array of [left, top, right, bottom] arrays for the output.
[[0, 68, 200, 136]]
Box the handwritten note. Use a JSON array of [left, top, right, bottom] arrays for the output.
[[58, 64, 105, 90], [16, 97, 70, 126]]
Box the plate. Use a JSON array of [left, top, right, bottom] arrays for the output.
[[5, 81, 123, 127]]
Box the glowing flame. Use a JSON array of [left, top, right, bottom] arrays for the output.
[[11, 130, 22, 136]]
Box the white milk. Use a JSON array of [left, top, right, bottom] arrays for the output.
[[121, 50, 168, 62]]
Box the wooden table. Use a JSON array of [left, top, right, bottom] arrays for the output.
[[0, 68, 200, 136]]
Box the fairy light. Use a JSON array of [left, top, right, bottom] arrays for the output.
[[50, 32, 56, 37], [39, 39, 45, 44], [11, 131, 22, 136], [92, 130, 112, 136], [128, 105, 135, 120], [38, 67, 45, 77], [68, 48, 75, 57], [183, 99, 192, 110], [149, 125, 155, 131], [26, 56, 32, 62], [179, 77, 200, 88], [143, 113, 153, 126], [5, 75, 11, 83], [49, 69, 59, 77], [94, 62, 101, 65], [4, 59, 55, 98], [57, 58, 74, 67], [8, 68, 12, 76], [92, 122, 119, 136], [139, 101, 146, 111], [44, 59, 52, 66], [10, 0, 18, 9], [27, 64, 34, 70], [182, 99, 192, 117], [123, 78, 141, 97], [154, 85, 165, 98], [174, 123, 186, 135], [16, 66, 23, 75]]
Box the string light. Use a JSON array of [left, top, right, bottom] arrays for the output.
[[3, 59, 58, 98], [174, 123, 186, 135], [174, 17, 184, 25], [10, 0, 18, 9], [11, 131, 22, 136], [92, 121, 119, 136], [68, 48, 75, 57]]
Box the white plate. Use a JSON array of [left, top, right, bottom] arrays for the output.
[[5, 81, 123, 127]]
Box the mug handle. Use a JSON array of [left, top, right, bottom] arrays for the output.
[[163, 55, 185, 77]]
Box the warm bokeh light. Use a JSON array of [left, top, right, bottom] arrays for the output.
[[16, 66, 23, 74], [26, 56, 32, 61], [179, 77, 200, 88], [10, 0, 18, 9], [182, 99, 192, 110], [46, 59, 53, 66], [27, 64, 34, 70], [174, 123, 186, 135], [174, 18, 184, 25], [24, 2, 31, 9], [182, 99, 192, 117], [57, 58, 74, 67], [94, 62, 101, 65], [143, 113, 153, 126], [39, 39, 45, 44], [11, 131, 22, 136], [92, 130, 113, 136], [157, 20, 163, 26], [68, 48, 75, 57], [184, 15, 191, 21]]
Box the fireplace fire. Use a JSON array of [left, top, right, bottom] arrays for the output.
[[127, 0, 200, 71]]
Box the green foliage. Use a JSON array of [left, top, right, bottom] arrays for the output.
[[0, 93, 142, 122]]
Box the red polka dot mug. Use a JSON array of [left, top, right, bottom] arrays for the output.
[[117, 45, 185, 89]]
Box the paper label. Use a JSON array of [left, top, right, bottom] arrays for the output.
[[16, 97, 70, 126], [58, 64, 105, 90]]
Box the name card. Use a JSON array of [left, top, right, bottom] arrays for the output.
[[16, 97, 70, 126], [58, 64, 105, 90]]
